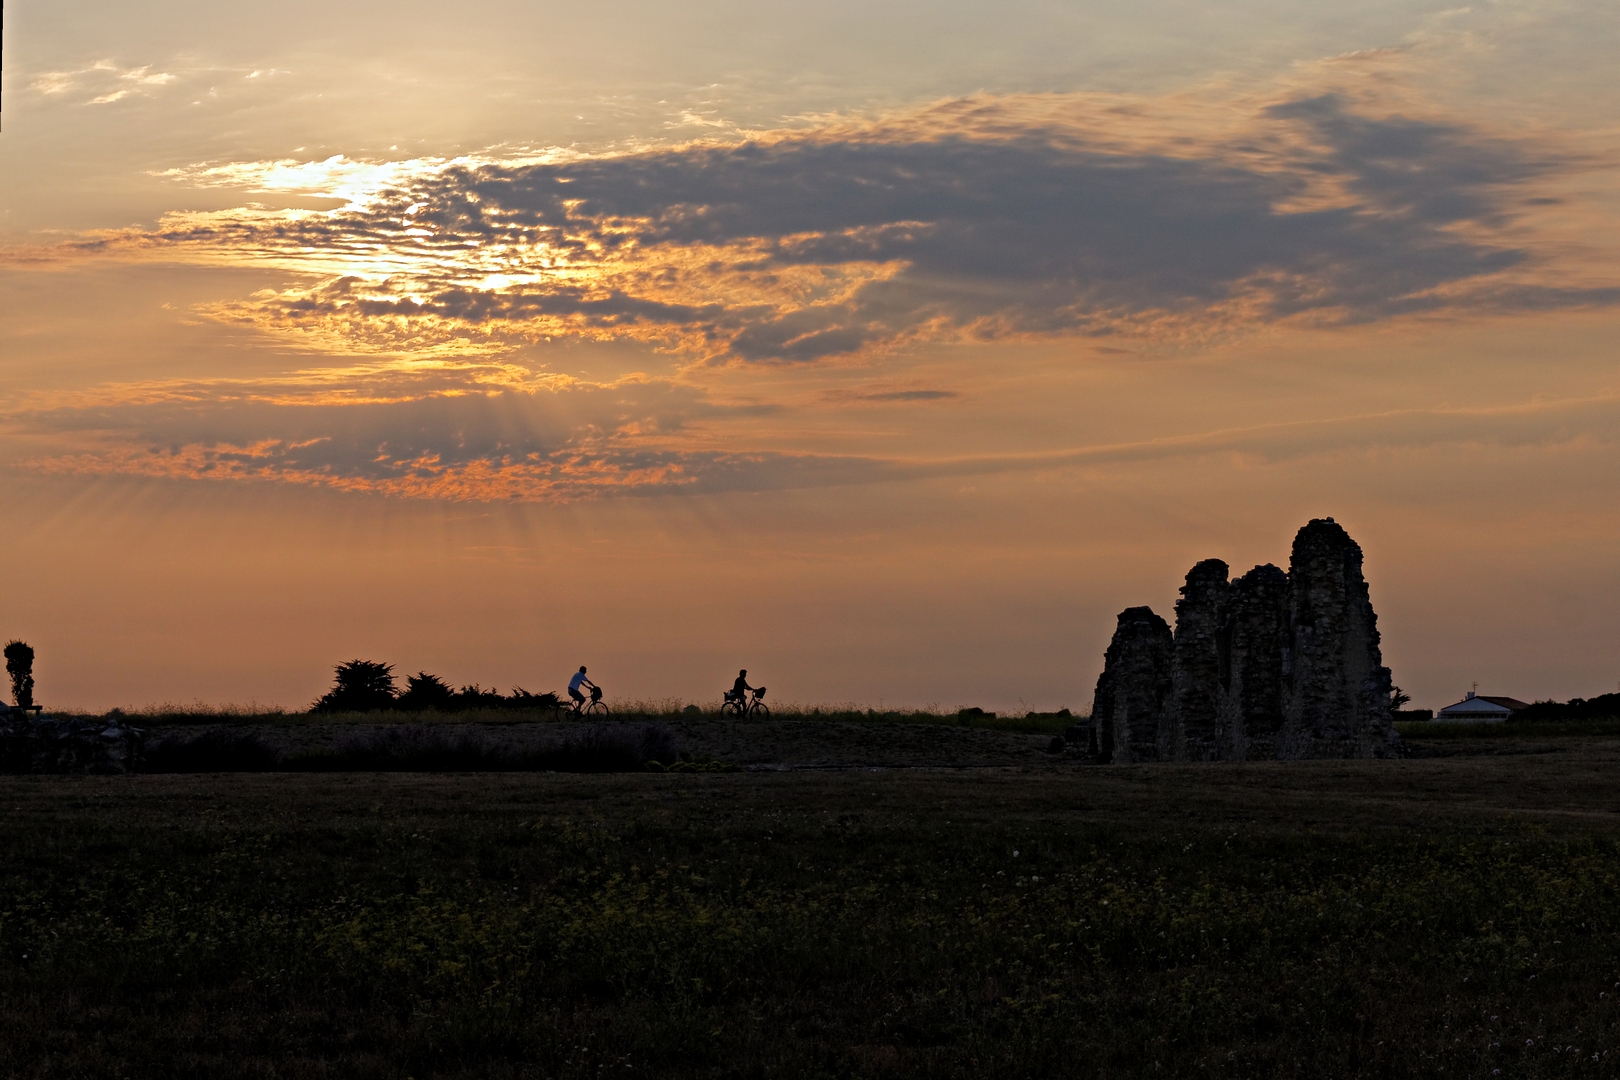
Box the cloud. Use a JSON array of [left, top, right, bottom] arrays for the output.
[[9, 372, 845, 501], [13, 360, 1616, 502], [822, 386, 959, 404], [28, 89, 1612, 363], [11, 79, 1617, 502], [29, 61, 179, 105], [918, 395, 1620, 479]]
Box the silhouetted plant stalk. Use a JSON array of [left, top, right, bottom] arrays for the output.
[[4, 640, 35, 711]]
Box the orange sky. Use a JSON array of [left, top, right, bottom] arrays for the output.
[[2, 1, 1618, 712]]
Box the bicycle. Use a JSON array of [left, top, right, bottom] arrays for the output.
[[566, 684, 611, 718], [720, 686, 768, 719]]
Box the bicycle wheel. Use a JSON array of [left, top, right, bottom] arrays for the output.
[[720, 700, 742, 718], [585, 700, 610, 717], [748, 702, 770, 719]]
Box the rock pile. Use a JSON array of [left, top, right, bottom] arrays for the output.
[[1087, 518, 1401, 762], [0, 709, 145, 774]]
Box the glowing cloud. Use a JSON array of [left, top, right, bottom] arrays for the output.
[[28, 89, 1613, 367], [28, 60, 180, 105], [8, 77, 1618, 503]]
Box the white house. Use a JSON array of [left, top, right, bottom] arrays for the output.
[[1435, 692, 1530, 723]]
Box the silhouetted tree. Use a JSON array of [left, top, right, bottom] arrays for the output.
[[396, 671, 456, 712], [4, 640, 35, 711], [312, 660, 397, 713], [1390, 686, 1412, 711]]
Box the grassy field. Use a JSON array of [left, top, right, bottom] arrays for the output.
[[6, 730, 1620, 1077]]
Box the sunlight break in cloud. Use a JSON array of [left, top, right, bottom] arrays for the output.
[[9, 76, 1619, 503], [33, 87, 1615, 368]]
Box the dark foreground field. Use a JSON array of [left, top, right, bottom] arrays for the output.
[[6, 726, 1620, 1078]]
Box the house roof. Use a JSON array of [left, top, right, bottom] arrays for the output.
[[1438, 694, 1528, 714]]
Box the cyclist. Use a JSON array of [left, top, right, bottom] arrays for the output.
[[568, 666, 596, 712], [727, 669, 755, 707]]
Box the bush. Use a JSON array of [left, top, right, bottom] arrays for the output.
[[334, 667, 564, 714], [1515, 692, 1620, 722], [507, 688, 562, 711], [311, 660, 397, 713], [396, 671, 455, 711], [452, 683, 507, 710]]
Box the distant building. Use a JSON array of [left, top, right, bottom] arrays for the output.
[[1435, 692, 1530, 723]]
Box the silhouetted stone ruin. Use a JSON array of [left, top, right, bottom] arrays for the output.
[[1089, 607, 1173, 764], [1087, 519, 1401, 762]]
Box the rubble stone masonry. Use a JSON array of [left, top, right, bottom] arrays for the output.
[[1088, 519, 1400, 762], [1088, 606, 1174, 764]]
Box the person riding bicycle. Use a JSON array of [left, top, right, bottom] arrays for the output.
[[568, 666, 596, 710], [726, 669, 755, 707], [721, 669, 769, 718]]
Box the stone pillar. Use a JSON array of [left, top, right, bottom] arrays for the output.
[[1280, 518, 1400, 758], [1220, 563, 1290, 760], [1090, 606, 1174, 763], [1170, 559, 1229, 761]]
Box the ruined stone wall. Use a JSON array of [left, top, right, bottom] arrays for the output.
[[1086, 519, 1400, 762], [1278, 519, 1399, 759], [1170, 559, 1229, 762], [1089, 606, 1173, 764], [1220, 563, 1291, 760]]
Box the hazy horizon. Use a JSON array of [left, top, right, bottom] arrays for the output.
[[4, 0, 1618, 714]]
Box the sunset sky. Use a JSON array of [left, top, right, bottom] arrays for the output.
[[3, 0, 1617, 713]]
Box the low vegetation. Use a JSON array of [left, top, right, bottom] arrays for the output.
[[146, 723, 679, 773], [297, 660, 1078, 736], [311, 661, 564, 714], [1515, 693, 1620, 723], [6, 752, 1620, 1077], [1400, 718, 1620, 740]]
